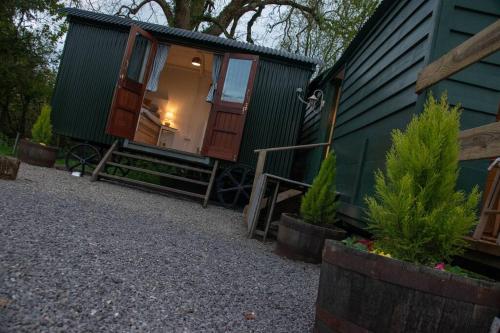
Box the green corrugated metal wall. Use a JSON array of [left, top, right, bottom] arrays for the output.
[[52, 20, 314, 177], [239, 60, 313, 177], [427, 0, 500, 194], [333, 0, 437, 213], [52, 21, 129, 145]]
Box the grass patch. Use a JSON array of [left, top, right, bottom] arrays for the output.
[[0, 141, 13, 157]]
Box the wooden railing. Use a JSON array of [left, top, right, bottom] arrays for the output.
[[246, 142, 329, 223]]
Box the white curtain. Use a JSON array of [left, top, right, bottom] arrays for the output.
[[206, 54, 224, 102], [146, 44, 169, 92]]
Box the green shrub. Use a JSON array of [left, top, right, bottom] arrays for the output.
[[365, 94, 480, 265], [31, 104, 53, 145], [300, 151, 338, 225]]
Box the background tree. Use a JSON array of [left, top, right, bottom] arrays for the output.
[[78, 0, 322, 41], [0, 0, 66, 137], [77, 0, 378, 70], [275, 0, 379, 69]]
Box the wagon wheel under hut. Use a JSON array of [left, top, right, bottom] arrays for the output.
[[216, 165, 255, 208], [104, 154, 132, 177], [65, 144, 101, 175]]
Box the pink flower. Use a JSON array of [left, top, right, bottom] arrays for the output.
[[356, 239, 374, 251], [434, 263, 445, 271]]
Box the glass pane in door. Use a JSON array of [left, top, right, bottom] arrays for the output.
[[221, 58, 252, 103], [127, 34, 152, 83]]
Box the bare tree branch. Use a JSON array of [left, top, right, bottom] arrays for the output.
[[116, 0, 174, 26], [246, 5, 264, 43]]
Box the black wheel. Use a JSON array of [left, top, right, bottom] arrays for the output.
[[105, 154, 132, 177], [65, 144, 101, 175], [216, 165, 255, 208]]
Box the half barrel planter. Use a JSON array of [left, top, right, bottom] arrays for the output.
[[315, 240, 500, 333], [275, 213, 346, 264], [17, 139, 58, 168]]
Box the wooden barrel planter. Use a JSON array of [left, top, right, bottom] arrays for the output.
[[0, 156, 20, 180], [275, 213, 346, 264], [315, 240, 500, 333], [17, 139, 58, 168]]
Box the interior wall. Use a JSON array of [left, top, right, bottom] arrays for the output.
[[145, 46, 213, 154]]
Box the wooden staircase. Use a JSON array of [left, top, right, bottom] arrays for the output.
[[91, 141, 218, 207]]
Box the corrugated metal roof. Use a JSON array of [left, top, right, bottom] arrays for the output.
[[64, 7, 320, 66]]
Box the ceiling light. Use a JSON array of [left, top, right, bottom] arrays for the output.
[[191, 57, 201, 67]]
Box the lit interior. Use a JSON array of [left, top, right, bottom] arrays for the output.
[[134, 45, 213, 155]]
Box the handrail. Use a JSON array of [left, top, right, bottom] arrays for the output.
[[254, 142, 329, 153], [245, 141, 330, 224]]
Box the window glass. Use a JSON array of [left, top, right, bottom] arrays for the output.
[[221, 58, 252, 103], [127, 34, 151, 83]]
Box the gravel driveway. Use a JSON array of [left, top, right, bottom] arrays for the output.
[[0, 164, 319, 332]]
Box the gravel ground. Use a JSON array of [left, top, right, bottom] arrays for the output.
[[0, 164, 319, 332]]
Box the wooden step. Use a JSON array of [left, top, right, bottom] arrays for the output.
[[113, 151, 212, 174], [484, 209, 500, 215], [98, 173, 205, 199], [106, 161, 209, 186]]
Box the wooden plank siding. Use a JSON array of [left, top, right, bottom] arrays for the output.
[[332, 0, 437, 209], [426, 0, 500, 194], [302, 0, 500, 227]]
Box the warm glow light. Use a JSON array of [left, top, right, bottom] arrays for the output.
[[191, 57, 201, 67], [166, 112, 174, 119]]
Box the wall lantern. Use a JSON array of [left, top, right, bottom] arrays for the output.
[[296, 88, 325, 110]]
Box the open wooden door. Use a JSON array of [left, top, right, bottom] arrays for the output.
[[106, 25, 158, 139], [201, 53, 259, 161]]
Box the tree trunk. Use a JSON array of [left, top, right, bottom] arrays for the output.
[[19, 96, 30, 137], [0, 95, 11, 135]]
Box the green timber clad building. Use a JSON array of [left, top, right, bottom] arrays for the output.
[[299, 0, 500, 227]]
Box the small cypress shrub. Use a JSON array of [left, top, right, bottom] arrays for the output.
[[300, 151, 338, 225], [365, 94, 480, 265], [31, 104, 53, 145]]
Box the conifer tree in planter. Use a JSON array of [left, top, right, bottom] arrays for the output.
[[18, 105, 59, 167], [315, 95, 500, 333], [275, 151, 346, 263]]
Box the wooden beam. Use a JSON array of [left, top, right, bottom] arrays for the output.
[[254, 142, 329, 153], [203, 160, 219, 208], [325, 82, 342, 155], [91, 140, 118, 182], [459, 121, 500, 161], [464, 236, 500, 257], [416, 19, 500, 93]]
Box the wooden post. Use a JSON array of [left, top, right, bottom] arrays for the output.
[[203, 159, 219, 208], [12, 132, 20, 155], [263, 180, 280, 242], [91, 140, 118, 182], [245, 150, 267, 224], [325, 83, 342, 155]]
